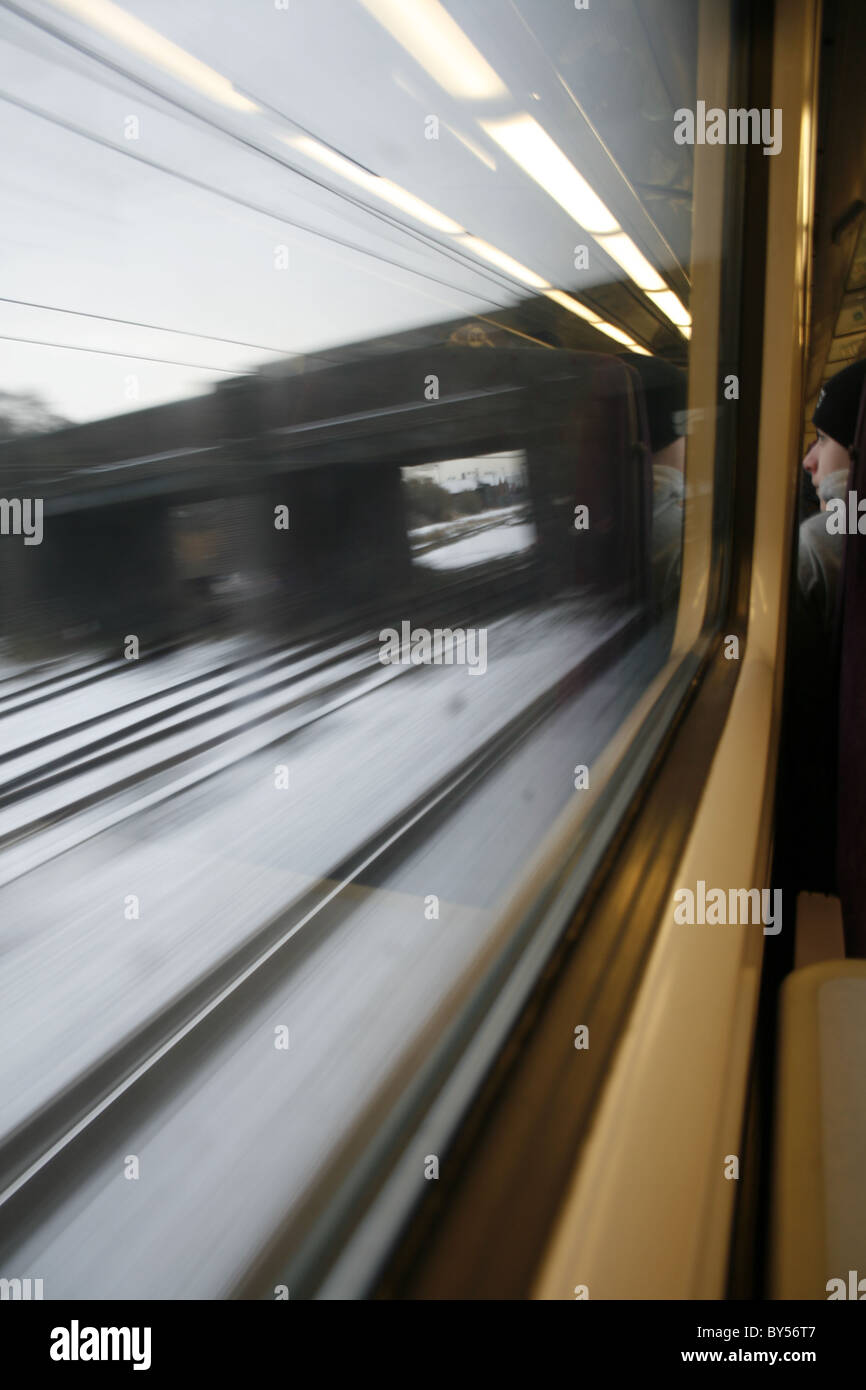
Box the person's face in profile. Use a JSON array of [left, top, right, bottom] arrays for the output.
[[802, 429, 849, 507]]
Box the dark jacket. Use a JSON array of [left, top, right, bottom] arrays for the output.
[[778, 469, 848, 894]]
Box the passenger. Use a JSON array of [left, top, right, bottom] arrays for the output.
[[620, 352, 688, 615], [798, 357, 866, 634], [779, 357, 866, 897]]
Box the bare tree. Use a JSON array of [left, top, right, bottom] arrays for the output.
[[0, 389, 68, 441]]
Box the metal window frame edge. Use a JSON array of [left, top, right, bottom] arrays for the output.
[[534, 0, 820, 1302]]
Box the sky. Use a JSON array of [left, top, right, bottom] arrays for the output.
[[0, 0, 692, 426]]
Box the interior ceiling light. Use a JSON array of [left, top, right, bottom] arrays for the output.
[[594, 233, 667, 293], [546, 291, 650, 353], [456, 235, 550, 290], [545, 289, 601, 324], [359, 0, 508, 101], [48, 0, 259, 111], [483, 113, 690, 332], [482, 114, 619, 236], [294, 138, 548, 294], [358, 2, 689, 337], [644, 289, 692, 326], [589, 322, 641, 348], [291, 136, 464, 234]]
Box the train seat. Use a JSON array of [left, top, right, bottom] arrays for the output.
[[793, 891, 845, 970], [770, 959, 866, 1299]]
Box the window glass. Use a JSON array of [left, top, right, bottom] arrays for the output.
[[0, 0, 741, 1297]]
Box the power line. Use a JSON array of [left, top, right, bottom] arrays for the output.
[[0, 0, 533, 308], [0, 9, 609, 361], [0, 295, 345, 363], [1, 0, 669, 341], [0, 334, 256, 374], [0, 87, 509, 317]]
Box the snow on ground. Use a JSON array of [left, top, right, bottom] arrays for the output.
[[415, 519, 536, 570], [1, 625, 665, 1297], [0, 635, 262, 752], [0, 635, 372, 818], [409, 503, 527, 540], [0, 597, 629, 1148], [0, 650, 82, 688]]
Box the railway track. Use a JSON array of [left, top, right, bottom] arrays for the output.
[[0, 603, 641, 1274], [0, 555, 532, 721], [0, 560, 540, 879], [0, 636, 195, 716]]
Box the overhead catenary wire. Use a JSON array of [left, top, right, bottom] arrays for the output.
[[0, 333, 257, 374], [0, 0, 544, 308], [0, 88, 637, 358], [0, 296, 340, 361], [0, 88, 515, 317], [0, 2, 648, 360]]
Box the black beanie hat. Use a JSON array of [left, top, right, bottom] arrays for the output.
[[812, 357, 866, 448], [620, 352, 688, 453]]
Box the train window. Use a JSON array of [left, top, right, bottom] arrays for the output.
[[0, 0, 745, 1301]]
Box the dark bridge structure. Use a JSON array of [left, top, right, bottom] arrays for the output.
[[0, 341, 652, 650]]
